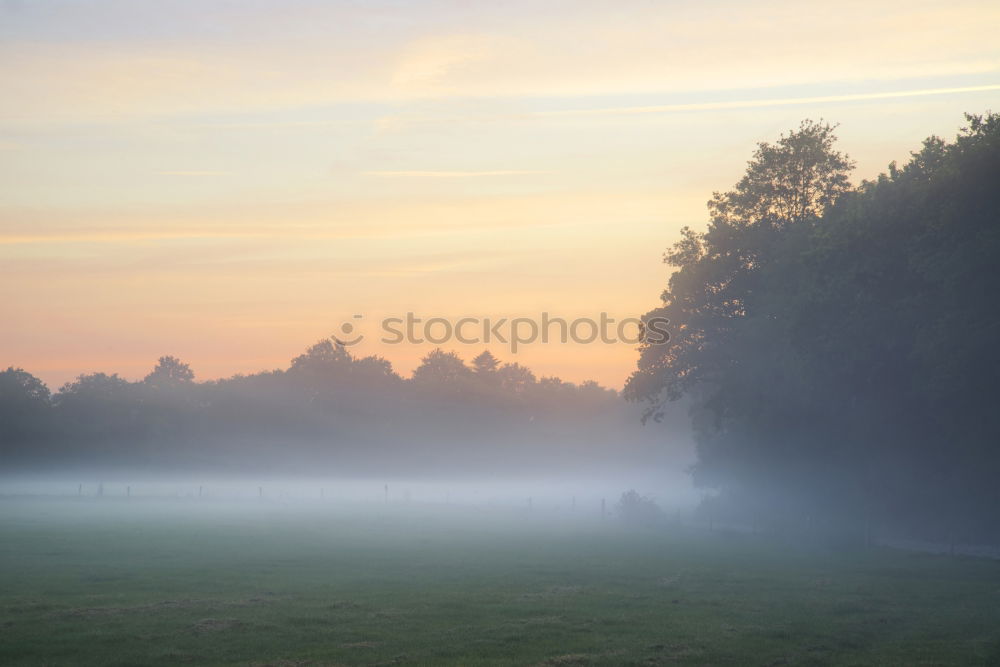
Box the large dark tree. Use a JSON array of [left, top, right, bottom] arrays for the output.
[[626, 113, 1000, 540]]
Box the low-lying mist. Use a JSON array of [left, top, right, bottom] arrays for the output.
[[0, 470, 699, 514]]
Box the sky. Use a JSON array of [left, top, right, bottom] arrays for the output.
[[2, 0, 999, 390]]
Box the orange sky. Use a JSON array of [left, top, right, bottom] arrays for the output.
[[2, 0, 999, 389]]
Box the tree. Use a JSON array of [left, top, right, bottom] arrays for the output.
[[707, 119, 853, 229], [471, 350, 500, 376], [0, 368, 51, 451], [615, 490, 663, 526], [288, 339, 352, 376], [625, 119, 859, 520], [411, 349, 471, 391], [626, 112, 1000, 539], [626, 119, 855, 418], [0, 367, 50, 404], [353, 355, 401, 384], [143, 356, 195, 390], [55, 372, 141, 445], [496, 362, 536, 394]]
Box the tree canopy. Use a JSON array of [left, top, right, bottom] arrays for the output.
[[626, 113, 1000, 541], [0, 344, 666, 477]]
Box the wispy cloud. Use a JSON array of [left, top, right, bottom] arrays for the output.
[[4, 1, 997, 123], [156, 170, 231, 176], [0, 231, 246, 246], [532, 84, 1000, 118], [363, 170, 549, 178]]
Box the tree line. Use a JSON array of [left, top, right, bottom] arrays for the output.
[[0, 344, 666, 475], [626, 112, 1000, 542]]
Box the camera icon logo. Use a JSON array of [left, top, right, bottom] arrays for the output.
[[334, 314, 364, 346]]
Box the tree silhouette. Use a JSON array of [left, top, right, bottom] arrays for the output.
[[626, 112, 1000, 539], [496, 362, 536, 394], [144, 356, 195, 390], [0, 368, 51, 454], [472, 350, 500, 376], [411, 349, 472, 390]]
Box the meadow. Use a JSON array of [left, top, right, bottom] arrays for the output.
[[1, 497, 998, 666]]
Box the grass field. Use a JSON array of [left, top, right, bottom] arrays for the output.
[[1, 498, 999, 666]]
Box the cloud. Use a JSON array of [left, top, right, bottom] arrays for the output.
[[363, 170, 549, 178], [0, 188, 689, 249], [390, 33, 516, 93], [1, 0, 997, 123], [156, 170, 231, 176], [531, 84, 1000, 118]]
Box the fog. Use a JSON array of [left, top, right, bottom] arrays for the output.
[[0, 409, 699, 514], [0, 468, 698, 512]]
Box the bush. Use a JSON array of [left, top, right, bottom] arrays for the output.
[[615, 490, 664, 527]]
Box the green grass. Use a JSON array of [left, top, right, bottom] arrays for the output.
[[1, 498, 999, 666]]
